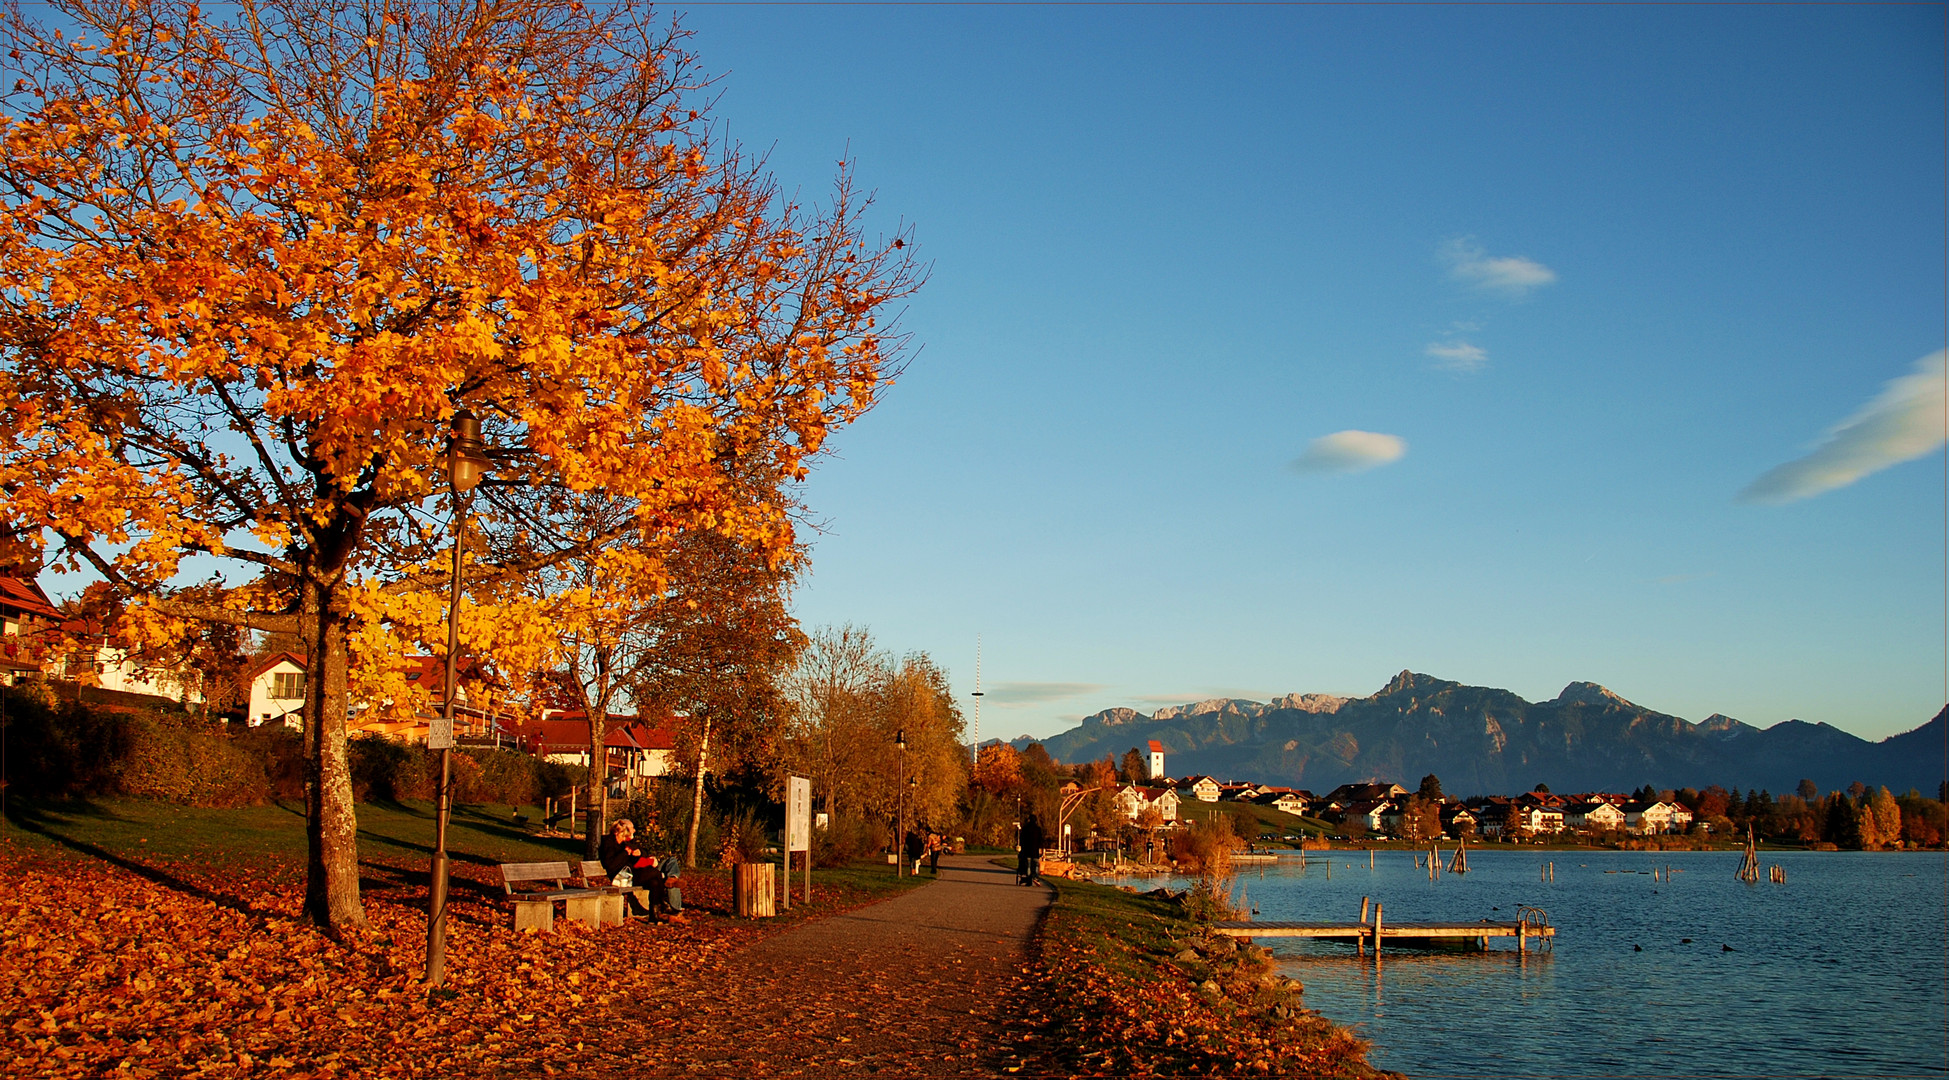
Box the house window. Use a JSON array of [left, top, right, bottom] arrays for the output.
[[271, 671, 306, 700]]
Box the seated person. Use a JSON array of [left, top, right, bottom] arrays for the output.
[[599, 818, 682, 920]]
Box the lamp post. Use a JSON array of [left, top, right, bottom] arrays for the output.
[[425, 409, 491, 987], [895, 729, 906, 877]]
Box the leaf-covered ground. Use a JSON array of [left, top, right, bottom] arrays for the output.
[[0, 844, 905, 1079], [1002, 877, 1397, 1079], [4, 814, 1392, 1079]]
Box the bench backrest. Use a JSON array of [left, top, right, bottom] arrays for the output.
[[578, 859, 612, 886], [500, 861, 574, 895]]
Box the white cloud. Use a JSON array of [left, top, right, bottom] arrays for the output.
[[1425, 340, 1489, 373], [1289, 430, 1408, 475], [1441, 237, 1557, 298], [982, 681, 1108, 708], [1740, 350, 1948, 504]]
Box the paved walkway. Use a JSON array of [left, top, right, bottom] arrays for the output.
[[646, 855, 1053, 1076]]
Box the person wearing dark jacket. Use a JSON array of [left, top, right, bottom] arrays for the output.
[[599, 818, 662, 920], [1017, 814, 1045, 886]]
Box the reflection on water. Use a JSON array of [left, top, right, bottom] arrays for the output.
[[1151, 849, 1947, 1077]]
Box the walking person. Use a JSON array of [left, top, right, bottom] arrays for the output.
[[1017, 813, 1045, 886]]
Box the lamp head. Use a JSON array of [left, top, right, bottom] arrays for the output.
[[448, 409, 492, 492], [895, 729, 906, 750]]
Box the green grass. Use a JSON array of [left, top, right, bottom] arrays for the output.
[[1, 795, 589, 868], [1174, 798, 1329, 841]]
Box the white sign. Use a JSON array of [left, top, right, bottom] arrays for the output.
[[786, 776, 812, 853], [428, 712, 454, 750]]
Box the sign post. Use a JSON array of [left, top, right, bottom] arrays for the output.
[[785, 776, 812, 907]]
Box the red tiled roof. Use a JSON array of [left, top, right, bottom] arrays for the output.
[[245, 651, 307, 682], [0, 576, 60, 621], [507, 715, 676, 754]]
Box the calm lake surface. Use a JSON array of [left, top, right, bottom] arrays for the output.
[[1158, 849, 1947, 1078]]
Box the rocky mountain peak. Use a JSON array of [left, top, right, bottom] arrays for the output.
[[1269, 692, 1348, 714], [1553, 681, 1633, 708], [1153, 698, 1261, 721], [1376, 670, 1454, 697]]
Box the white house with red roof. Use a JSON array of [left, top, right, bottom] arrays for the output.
[[1117, 784, 1181, 824], [509, 711, 678, 781], [1, 575, 63, 684]]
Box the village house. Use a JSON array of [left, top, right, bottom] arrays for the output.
[[1519, 804, 1566, 835], [511, 712, 678, 789], [244, 652, 308, 727], [1623, 800, 1693, 835], [1177, 775, 1222, 803], [55, 629, 207, 706], [1253, 790, 1308, 816], [1117, 784, 1181, 824], [1, 575, 63, 685], [1325, 781, 1409, 805], [1566, 801, 1628, 833], [1439, 803, 1478, 837], [1340, 799, 1392, 835]]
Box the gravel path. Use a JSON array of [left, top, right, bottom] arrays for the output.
[[590, 855, 1054, 1078]]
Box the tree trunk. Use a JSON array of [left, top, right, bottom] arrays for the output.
[[685, 714, 712, 868], [584, 702, 607, 863], [302, 579, 367, 931]]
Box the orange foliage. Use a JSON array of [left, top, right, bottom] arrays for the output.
[[0, 0, 918, 927]]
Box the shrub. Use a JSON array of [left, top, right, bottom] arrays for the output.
[[811, 810, 880, 868], [115, 715, 269, 807], [1171, 815, 1245, 925], [1, 681, 132, 797]]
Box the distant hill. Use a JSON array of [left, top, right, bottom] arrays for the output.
[[1038, 671, 1947, 796]]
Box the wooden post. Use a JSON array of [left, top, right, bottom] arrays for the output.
[[1360, 895, 1371, 922], [1358, 896, 1369, 956], [1372, 902, 1383, 960], [1517, 919, 1526, 954], [1368, 849, 1375, 869]]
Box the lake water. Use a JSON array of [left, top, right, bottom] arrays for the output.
[[1161, 849, 1947, 1078]]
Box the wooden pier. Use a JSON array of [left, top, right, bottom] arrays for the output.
[[1213, 899, 1555, 955]]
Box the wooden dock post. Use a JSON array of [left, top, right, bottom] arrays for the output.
[[1517, 919, 1525, 954], [1368, 849, 1374, 869], [1371, 902, 1383, 959]]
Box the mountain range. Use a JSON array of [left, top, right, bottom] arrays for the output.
[[1028, 671, 1947, 797]]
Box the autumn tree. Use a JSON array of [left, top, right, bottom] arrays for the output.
[[776, 626, 965, 851], [0, 0, 918, 930], [973, 742, 1024, 799], [1119, 746, 1144, 784], [778, 625, 887, 822], [634, 527, 804, 868], [1400, 794, 1441, 843]]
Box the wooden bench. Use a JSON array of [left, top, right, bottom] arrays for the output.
[[499, 861, 605, 932], [578, 859, 655, 926]]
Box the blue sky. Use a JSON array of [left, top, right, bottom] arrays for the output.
[[673, 4, 1946, 746]]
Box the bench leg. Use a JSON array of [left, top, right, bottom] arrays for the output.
[[513, 899, 554, 933], [598, 892, 625, 927], [564, 895, 603, 928]]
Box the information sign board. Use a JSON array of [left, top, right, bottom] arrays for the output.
[[786, 776, 811, 853]]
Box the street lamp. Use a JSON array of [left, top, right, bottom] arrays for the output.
[[894, 729, 906, 877], [425, 409, 492, 987]]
